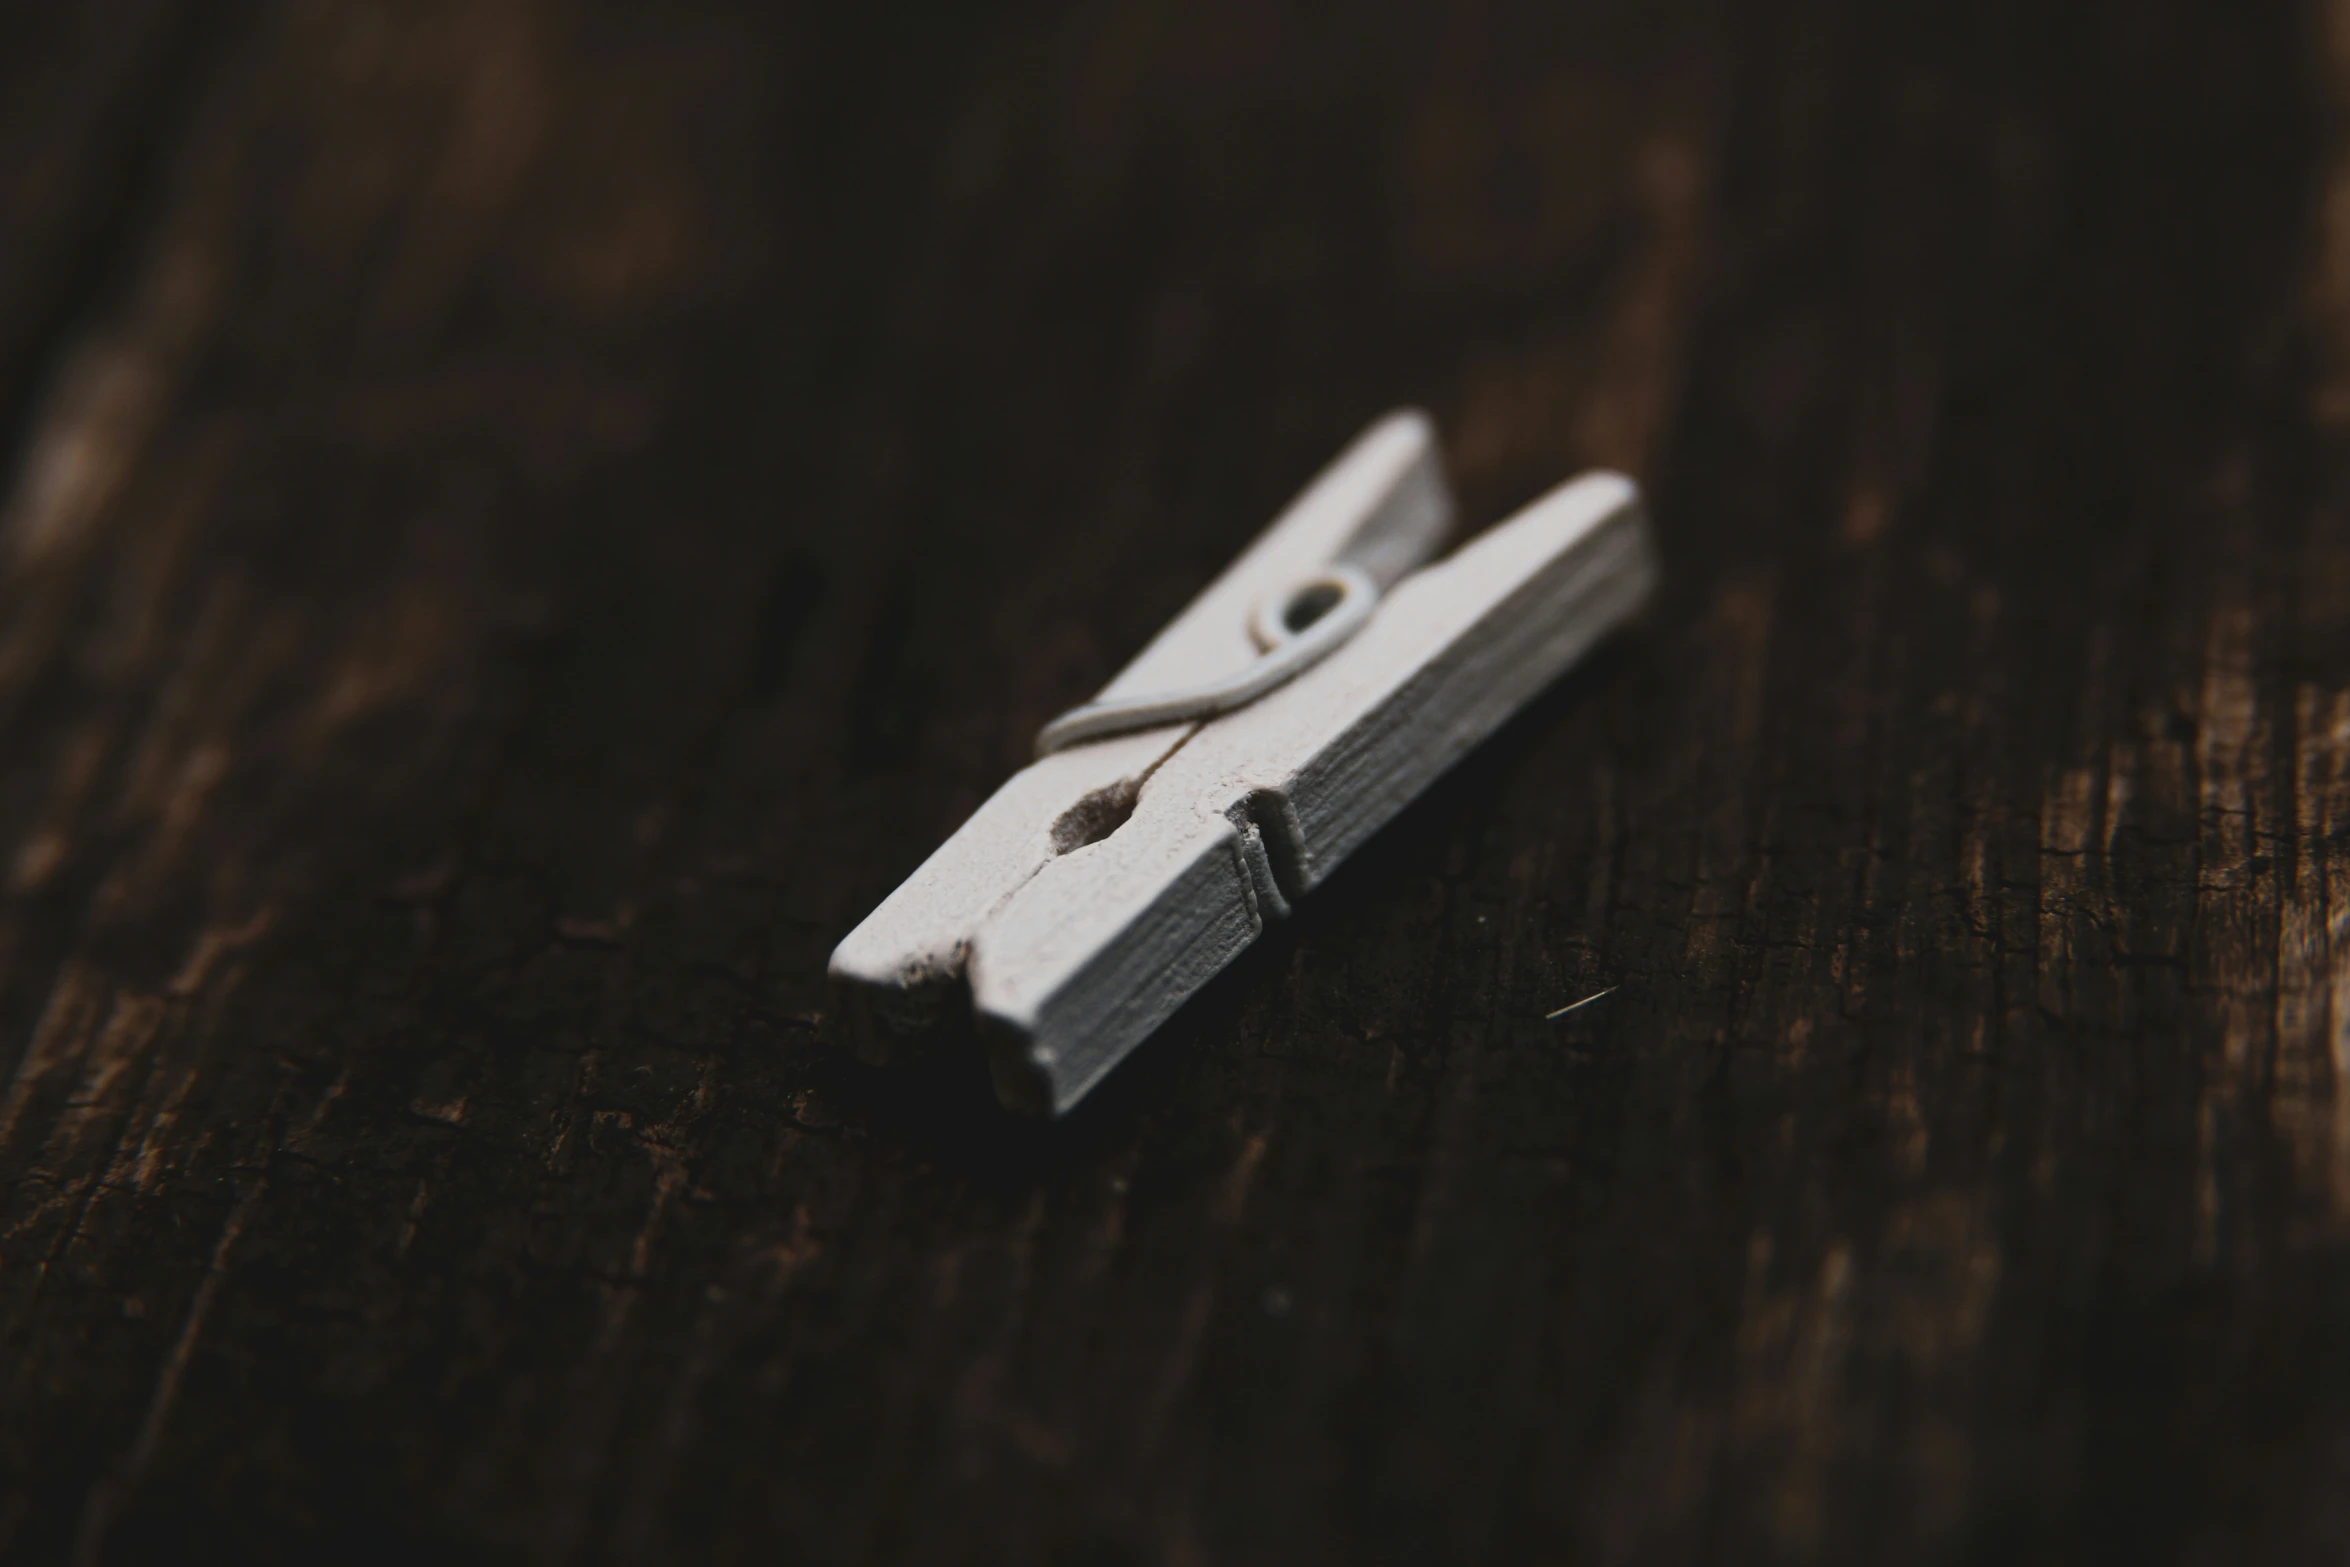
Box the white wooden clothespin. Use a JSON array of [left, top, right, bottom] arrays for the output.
[[830, 410, 1655, 1115]]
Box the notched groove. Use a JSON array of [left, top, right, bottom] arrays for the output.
[[1236, 788, 1308, 911]]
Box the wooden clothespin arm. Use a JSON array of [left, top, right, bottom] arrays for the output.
[[831, 411, 1655, 1115]]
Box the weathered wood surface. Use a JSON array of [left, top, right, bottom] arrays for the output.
[[1, 0, 2345, 1560]]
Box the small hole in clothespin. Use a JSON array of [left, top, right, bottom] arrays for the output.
[[1282, 581, 1345, 634], [1050, 780, 1140, 853]]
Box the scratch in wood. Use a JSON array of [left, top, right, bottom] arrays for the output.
[[69, 1065, 347, 1566], [1135, 1274, 1218, 1469], [111, 1040, 207, 1194], [164, 907, 271, 997], [68, 1174, 260, 1567], [1129, 1128, 1270, 1462], [43, 991, 164, 1164], [0, 963, 105, 1155], [1545, 986, 1616, 1020], [1670, 615, 1768, 985], [396, 1176, 431, 1259], [591, 1056, 717, 1354], [2038, 766, 2099, 1020], [1211, 1127, 1269, 1227], [410, 1094, 468, 1127]]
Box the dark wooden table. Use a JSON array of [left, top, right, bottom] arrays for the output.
[[3, 0, 2345, 1561]]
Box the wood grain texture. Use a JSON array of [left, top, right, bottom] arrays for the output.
[[0, 0, 2344, 1562]]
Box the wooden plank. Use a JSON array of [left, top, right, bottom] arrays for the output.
[[1, 0, 2345, 1561]]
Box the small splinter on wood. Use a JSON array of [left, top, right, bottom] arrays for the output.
[[829, 409, 1658, 1116], [1546, 987, 1618, 1021]]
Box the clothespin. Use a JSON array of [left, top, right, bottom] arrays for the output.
[[830, 411, 1655, 1115]]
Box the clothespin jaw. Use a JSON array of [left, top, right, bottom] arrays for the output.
[[830, 411, 1655, 1116]]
